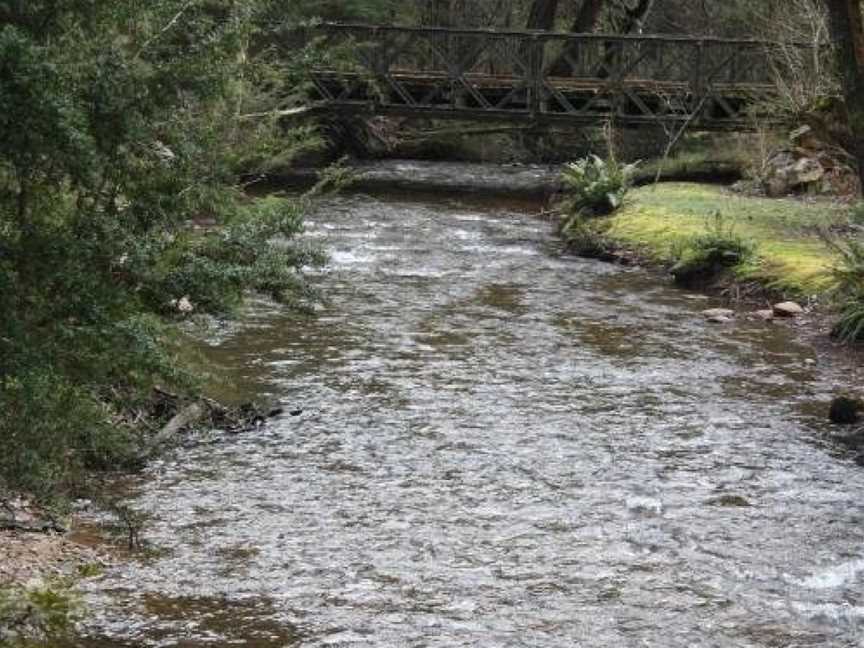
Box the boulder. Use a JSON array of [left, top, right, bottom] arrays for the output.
[[753, 309, 774, 321], [791, 157, 825, 185], [790, 125, 820, 150], [773, 301, 804, 317], [760, 139, 854, 197], [708, 494, 752, 507]]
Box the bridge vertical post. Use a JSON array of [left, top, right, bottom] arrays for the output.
[[371, 26, 383, 111], [528, 34, 542, 118], [691, 39, 706, 123]]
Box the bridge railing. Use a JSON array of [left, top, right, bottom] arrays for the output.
[[297, 24, 810, 126]]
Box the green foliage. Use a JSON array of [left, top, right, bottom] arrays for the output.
[[848, 202, 864, 226], [560, 154, 639, 217], [822, 236, 864, 342], [833, 301, 864, 342], [0, 1, 324, 498], [0, 581, 82, 646], [827, 237, 864, 293], [670, 212, 756, 285], [281, 0, 398, 23]]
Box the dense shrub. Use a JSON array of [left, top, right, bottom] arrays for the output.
[[670, 212, 756, 286], [823, 236, 864, 342], [560, 154, 640, 216], [0, 2, 324, 499]]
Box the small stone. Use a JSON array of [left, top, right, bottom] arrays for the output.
[[707, 315, 733, 324], [702, 308, 734, 320], [754, 309, 774, 321], [773, 301, 804, 317]]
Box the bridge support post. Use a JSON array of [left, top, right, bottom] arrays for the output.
[[528, 34, 543, 118]]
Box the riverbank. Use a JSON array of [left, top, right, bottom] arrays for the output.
[[0, 500, 109, 645], [562, 181, 864, 397], [604, 183, 851, 298]]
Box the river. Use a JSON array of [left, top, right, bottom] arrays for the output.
[[68, 185, 864, 647]]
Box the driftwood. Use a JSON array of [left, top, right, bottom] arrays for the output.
[[147, 402, 206, 452], [238, 106, 317, 121], [144, 387, 294, 454]]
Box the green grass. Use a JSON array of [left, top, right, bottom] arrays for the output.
[[608, 183, 848, 296]]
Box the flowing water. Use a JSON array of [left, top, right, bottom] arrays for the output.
[[70, 185, 864, 647]]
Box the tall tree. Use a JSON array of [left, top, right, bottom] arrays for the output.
[[547, 0, 605, 77], [526, 0, 560, 29], [608, 0, 655, 34], [824, 0, 864, 190], [572, 0, 605, 33]]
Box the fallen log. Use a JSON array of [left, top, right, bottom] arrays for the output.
[[147, 402, 206, 453]]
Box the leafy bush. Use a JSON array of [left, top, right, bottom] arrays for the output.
[[822, 235, 864, 342], [0, 3, 325, 499], [670, 212, 756, 286], [847, 202, 864, 227], [833, 300, 864, 342], [560, 154, 640, 216]]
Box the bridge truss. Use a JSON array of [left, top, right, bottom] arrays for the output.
[[296, 24, 804, 130]]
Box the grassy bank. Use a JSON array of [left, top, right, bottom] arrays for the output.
[[606, 183, 849, 297]]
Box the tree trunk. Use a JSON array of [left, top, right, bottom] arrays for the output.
[[424, 0, 451, 26], [611, 0, 656, 34], [547, 0, 605, 77], [572, 0, 605, 33], [526, 0, 560, 30], [825, 0, 864, 192]]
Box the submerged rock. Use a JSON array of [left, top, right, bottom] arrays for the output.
[[706, 315, 733, 324], [707, 494, 752, 508], [702, 308, 734, 320], [773, 301, 804, 318], [829, 396, 864, 425]]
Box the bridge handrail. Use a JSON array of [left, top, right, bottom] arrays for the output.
[[304, 22, 817, 49]]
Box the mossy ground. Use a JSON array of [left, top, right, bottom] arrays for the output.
[[608, 183, 849, 296]]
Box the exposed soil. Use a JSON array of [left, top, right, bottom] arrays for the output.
[[0, 527, 107, 586]]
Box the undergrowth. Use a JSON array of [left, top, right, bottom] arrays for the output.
[[670, 211, 757, 286], [822, 235, 864, 342], [0, 581, 82, 647]]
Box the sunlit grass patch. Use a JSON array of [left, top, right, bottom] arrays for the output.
[[608, 183, 846, 296]]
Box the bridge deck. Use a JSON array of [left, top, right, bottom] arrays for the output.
[[297, 25, 800, 130]]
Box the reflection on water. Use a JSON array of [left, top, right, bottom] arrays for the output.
[[67, 190, 864, 647]]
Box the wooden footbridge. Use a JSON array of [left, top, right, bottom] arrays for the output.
[[295, 24, 802, 130]]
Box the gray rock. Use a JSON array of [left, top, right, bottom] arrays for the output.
[[773, 301, 804, 317], [792, 157, 825, 184], [753, 309, 774, 321], [702, 308, 734, 319]]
